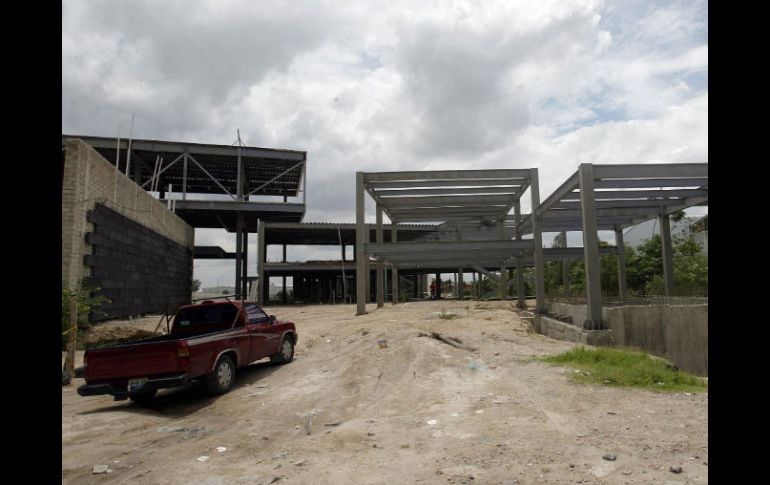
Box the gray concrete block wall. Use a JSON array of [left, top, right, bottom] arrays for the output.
[[85, 204, 192, 320]]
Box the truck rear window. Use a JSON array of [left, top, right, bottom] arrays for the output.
[[175, 304, 239, 328]]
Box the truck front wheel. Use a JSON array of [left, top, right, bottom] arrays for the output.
[[270, 336, 294, 364], [203, 355, 235, 395]]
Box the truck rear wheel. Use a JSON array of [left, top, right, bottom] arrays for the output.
[[203, 355, 235, 395], [270, 336, 294, 364], [128, 389, 157, 403]]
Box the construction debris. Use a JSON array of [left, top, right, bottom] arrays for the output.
[[418, 332, 477, 351]]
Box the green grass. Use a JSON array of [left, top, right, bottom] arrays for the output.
[[438, 311, 458, 320], [542, 346, 707, 392]]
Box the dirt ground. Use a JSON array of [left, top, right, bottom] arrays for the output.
[[62, 300, 708, 485]]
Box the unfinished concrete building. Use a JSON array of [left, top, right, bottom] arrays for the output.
[[354, 163, 708, 375]]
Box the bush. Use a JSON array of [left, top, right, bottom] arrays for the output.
[[62, 280, 110, 350]]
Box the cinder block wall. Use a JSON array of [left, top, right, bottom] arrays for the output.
[[62, 138, 195, 318]]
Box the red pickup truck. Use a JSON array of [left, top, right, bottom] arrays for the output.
[[77, 299, 297, 402]]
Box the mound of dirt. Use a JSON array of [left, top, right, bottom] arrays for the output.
[[81, 326, 162, 346]]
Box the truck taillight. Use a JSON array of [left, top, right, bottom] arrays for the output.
[[177, 347, 190, 358]]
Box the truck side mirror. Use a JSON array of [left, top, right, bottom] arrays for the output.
[[269, 315, 277, 323]]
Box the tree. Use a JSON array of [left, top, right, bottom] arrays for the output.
[[192, 279, 202, 292], [62, 280, 110, 385]]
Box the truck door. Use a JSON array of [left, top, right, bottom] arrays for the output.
[[244, 303, 278, 362]]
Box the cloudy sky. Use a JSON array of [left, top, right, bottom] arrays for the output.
[[62, 0, 708, 288]]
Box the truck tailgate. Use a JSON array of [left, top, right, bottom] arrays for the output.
[[86, 341, 181, 380]]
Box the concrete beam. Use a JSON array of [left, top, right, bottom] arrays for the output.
[[594, 177, 708, 189], [592, 163, 708, 180], [381, 194, 515, 208], [366, 240, 534, 255], [535, 172, 580, 217], [367, 179, 528, 189], [472, 265, 501, 283], [565, 188, 708, 200], [377, 187, 522, 197], [364, 169, 532, 183], [554, 199, 693, 210]]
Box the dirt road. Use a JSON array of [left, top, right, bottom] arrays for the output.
[[62, 301, 707, 484]]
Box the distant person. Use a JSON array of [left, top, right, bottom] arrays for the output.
[[430, 280, 437, 300]]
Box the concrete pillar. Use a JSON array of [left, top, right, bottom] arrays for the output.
[[500, 264, 508, 299], [530, 169, 546, 315], [365, 227, 371, 303], [376, 205, 384, 308], [560, 231, 570, 295], [235, 217, 243, 299], [282, 244, 287, 303], [256, 219, 266, 305], [660, 214, 674, 297], [514, 200, 526, 308], [182, 153, 188, 200], [578, 163, 604, 329], [356, 172, 367, 315], [391, 223, 399, 304], [435, 272, 442, 299], [458, 269, 464, 300], [241, 227, 248, 298], [615, 227, 627, 303]]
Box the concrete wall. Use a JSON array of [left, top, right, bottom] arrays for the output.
[[62, 138, 194, 317], [540, 301, 708, 376], [606, 304, 708, 376], [545, 301, 588, 325], [536, 316, 614, 346]]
